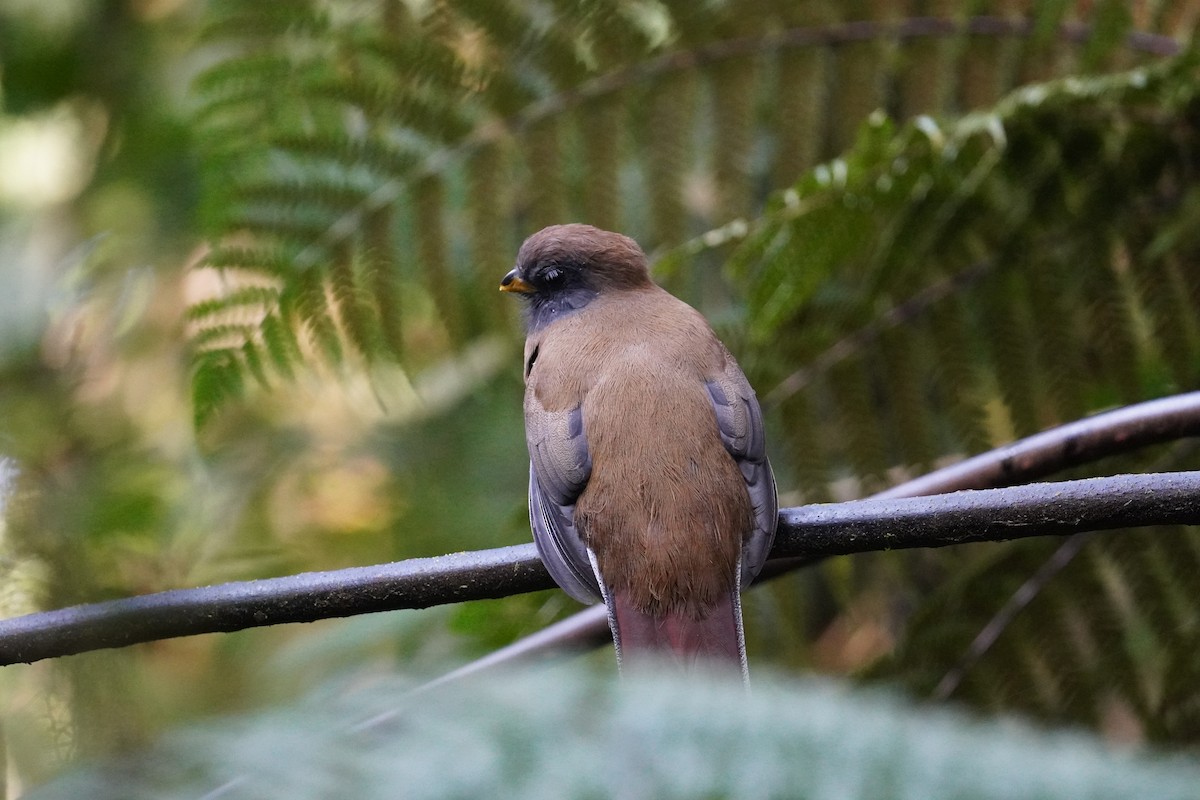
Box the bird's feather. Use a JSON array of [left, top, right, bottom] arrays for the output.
[[526, 405, 598, 604], [606, 553, 748, 677], [704, 353, 778, 587]]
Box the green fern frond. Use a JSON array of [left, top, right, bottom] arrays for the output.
[[1084, 272, 1144, 405], [186, 286, 281, 323], [976, 270, 1045, 436], [192, 348, 246, 429], [642, 71, 695, 248], [827, 358, 890, 491], [240, 340, 272, 390], [286, 271, 344, 366], [523, 117, 568, 230], [775, 389, 832, 502], [577, 96, 623, 231], [190, 86, 293, 139], [923, 292, 991, 452], [413, 175, 461, 341], [1137, 253, 1200, 389], [271, 132, 420, 178], [205, 246, 295, 276], [221, 211, 340, 248], [198, 2, 329, 43], [190, 323, 260, 351], [363, 36, 536, 116], [720, 52, 1200, 427], [188, 2, 1197, 435], [174, 0, 1200, 744], [1020, 253, 1088, 422], [191, 53, 299, 99], [885, 524, 1200, 740], [452, 0, 590, 88], [233, 178, 375, 216], [710, 56, 759, 223], [329, 243, 382, 360], [771, 47, 827, 190], [364, 208, 405, 358], [466, 142, 511, 329], [308, 74, 476, 143], [260, 312, 302, 379], [573, 0, 662, 67], [878, 330, 937, 471]]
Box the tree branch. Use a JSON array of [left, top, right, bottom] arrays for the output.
[[1, 393, 1198, 667], [0, 545, 553, 666], [2, 470, 1198, 666], [775, 472, 1200, 556], [872, 392, 1200, 498]]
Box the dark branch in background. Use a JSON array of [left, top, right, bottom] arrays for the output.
[[873, 392, 1200, 498], [301, 17, 1180, 269], [518, 16, 1180, 135], [760, 390, 1200, 575], [1, 393, 1198, 667], [931, 534, 1093, 701], [764, 260, 995, 406], [929, 434, 1200, 700], [775, 473, 1200, 554]]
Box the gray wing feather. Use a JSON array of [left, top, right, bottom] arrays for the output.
[[706, 356, 778, 587], [526, 404, 601, 604]]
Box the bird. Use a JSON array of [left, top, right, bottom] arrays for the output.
[[500, 224, 777, 677]]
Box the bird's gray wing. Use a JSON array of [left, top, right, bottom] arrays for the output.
[[525, 402, 600, 604], [706, 352, 778, 587]]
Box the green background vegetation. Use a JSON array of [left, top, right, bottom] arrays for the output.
[[2, 0, 1199, 795]]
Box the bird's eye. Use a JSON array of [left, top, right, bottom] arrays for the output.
[[542, 267, 563, 284]]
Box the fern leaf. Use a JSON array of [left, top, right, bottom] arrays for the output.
[[772, 47, 827, 190], [523, 117, 567, 230], [466, 142, 510, 329], [642, 71, 696, 248], [198, 2, 329, 43], [364, 208, 405, 359], [577, 95, 622, 232], [285, 272, 343, 367], [186, 286, 281, 323], [329, 241, 381, 360], [192, 348, 246, 428], [260, 311, 301, 379], [710, 56, 758, 222], [413, 175, 461, 342], [190, 323, 260, 351], [205, 246, 295, 277]]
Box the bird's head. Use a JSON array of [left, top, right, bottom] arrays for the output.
[[500, 225, 652, 331]]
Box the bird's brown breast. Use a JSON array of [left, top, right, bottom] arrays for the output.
[[524, 287, 752, 618]]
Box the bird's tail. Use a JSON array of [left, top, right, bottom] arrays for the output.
[[607, 589, 748, 678]]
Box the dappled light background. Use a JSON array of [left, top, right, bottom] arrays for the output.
[[3, 0, 1200, 793], [0, 0, 539, 783]]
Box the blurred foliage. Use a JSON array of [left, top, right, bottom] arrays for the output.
[[3, 0, 1200, 796], [27, 666, 1200, 799]]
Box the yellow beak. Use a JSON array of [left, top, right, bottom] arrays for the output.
[[499, 269, 535, 294]]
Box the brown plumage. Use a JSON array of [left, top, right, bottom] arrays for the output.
[[501, 224, 777, 674]]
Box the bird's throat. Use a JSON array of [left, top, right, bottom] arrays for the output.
[[524, 287, 599, 334]]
